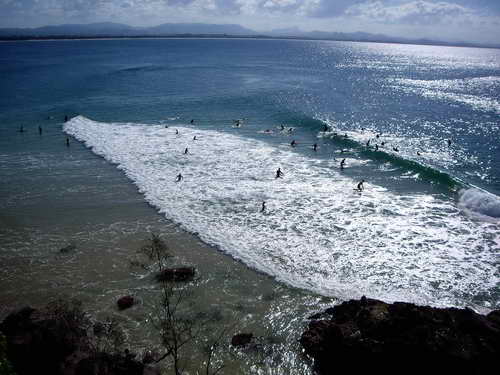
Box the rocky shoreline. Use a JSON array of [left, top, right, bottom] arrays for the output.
[[2, 296, 499, 374], [300, 297, 500, 375]]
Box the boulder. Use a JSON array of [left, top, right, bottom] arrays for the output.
[[300, 297, 500, 375], [231, 333, 253, 347], [155, 267, 195, 282], [117, 296, 135, 311]]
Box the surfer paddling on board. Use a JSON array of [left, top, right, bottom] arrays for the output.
[[275, 168, 284, 179], [356, 180, 365, 192]]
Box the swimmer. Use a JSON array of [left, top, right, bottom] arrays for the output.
[[275, 168, 284, 179], [356, 179, 365, 192], [184, 147, 189, 154], [313, 143, 318, 152], [291, 140, 297, 147], [261, 201, 266, 213], [175, 173, 183, 182], [340, 158, 346, 170]]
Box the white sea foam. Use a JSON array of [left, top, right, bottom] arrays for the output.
[[459, 188, 500, 222], [64, 116, 500, 308]]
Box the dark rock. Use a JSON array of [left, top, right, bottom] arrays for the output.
[[59, 244, 76, 253], [1, 303, 147, 375], [231, 333, 253, 347], [117, 296, 135, 311], [155, 267, 195, 282], [300, 297, 500, 375]]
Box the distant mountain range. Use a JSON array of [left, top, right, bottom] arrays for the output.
[[0, 22, 498, 49]]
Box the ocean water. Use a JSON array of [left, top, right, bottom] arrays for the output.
[[1, 39, 500, 360]]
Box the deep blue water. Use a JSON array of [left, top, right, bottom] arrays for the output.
[[1, 39, 499, 309]]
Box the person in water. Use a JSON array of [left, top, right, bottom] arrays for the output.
[[275, 168, 284, 179], [19, 126, 24, 133], [340, 158, 346, 170], [356, 179, 365, 191], [184, 147, 189, 154], [38, 126, 42, 135], [447, 139, 452, 147], [417, 151, 421, 156], [66, 137, 70, 147], [291, 140, 297, 147], [64, 115, 68, 122], [366, 139, 371, 147], [393, 146, 399, 152], [261, 201, 266, 213], [175, 129, 179, 135], [323, 124, 328, 132], [313, 143, 318, 151], [375, 144, 379, 151], [175, 173, 183, 182], [193, 135, 197, 140], [281, 124, 285, 131], [190, 119, 194, 124]]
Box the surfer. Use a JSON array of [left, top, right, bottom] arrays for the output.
[[261, 201, 266, 213], [66, 137, 70, 147], [340, 158, 346, 170], [291, 140, 297, 147], [344, 133, 348, 138], [381, 141, 385, 146], [356, 180, 365, 192], [393, 146, 399, 152], [447, 139, 452, 147], [38, 126, 42, 135], [64, 115, 68, 122], [19, 126, 24, 133], [175, 129, 179, 135], [175, 173, 183, 182], [165, 125, 169, 128], [184, 147, 189, 154], [275, 168, 284, 179], [376, 133, 380, 139], [417, 151, 421, 156], [323, 124, 328, 132], [375, 144, 379, 151], [190, 119, 194, 124], [193, 136, 197, 140], [281, 124, 285, 131], [313, 143, 318, 151], [366, 139, 371, 147]]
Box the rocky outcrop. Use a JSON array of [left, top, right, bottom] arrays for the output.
[[0, 302, 147, 375], [155, 267, 195, 282], [231, 333, 253, 347], [300, 297, 500, 375]]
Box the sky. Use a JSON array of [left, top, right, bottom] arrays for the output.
[[0, 0, 499, 43]]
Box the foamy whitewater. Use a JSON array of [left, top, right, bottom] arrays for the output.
[[65, 116, 500, 309]]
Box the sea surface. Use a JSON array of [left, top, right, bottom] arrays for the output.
[[1, 38, 500, 372]]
